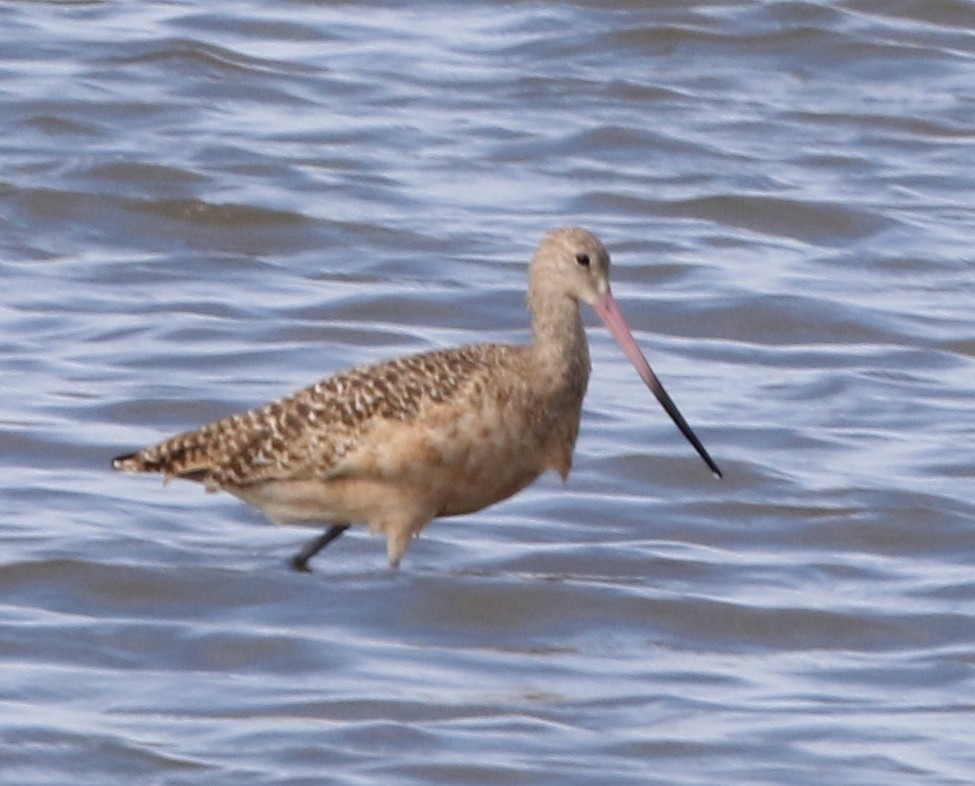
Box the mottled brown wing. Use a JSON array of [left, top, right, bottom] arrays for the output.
[[113, 343, 512, 489]]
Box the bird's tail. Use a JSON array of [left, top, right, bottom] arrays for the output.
[[112, 451, 149, 472], [111, 435, 212, 483]]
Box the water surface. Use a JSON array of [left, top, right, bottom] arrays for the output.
[[1, 1, 974, 784]]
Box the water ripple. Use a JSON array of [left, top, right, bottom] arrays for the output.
[[0, 1, 973, 785]]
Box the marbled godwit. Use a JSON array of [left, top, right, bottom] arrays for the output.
[[113, 228, 721, 570]]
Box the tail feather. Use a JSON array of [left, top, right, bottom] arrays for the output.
[[111, 452, 144, 472], [111, 438, 212, 482], [112, 395, 299, 487]]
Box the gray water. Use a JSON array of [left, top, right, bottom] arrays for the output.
[[2, 1, 974, 784]]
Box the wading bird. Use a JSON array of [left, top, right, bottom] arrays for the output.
[[113, 228, 721, 570]]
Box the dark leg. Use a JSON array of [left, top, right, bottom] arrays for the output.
[[291, 525, 350, 572]]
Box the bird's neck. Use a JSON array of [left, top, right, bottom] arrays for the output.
[[527, 288, 592, 390], [525, 286, 591, 480]]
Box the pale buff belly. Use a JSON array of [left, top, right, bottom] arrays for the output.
[[227, 403, 561, 527]]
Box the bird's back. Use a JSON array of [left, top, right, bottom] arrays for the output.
[[113, 342, 528, 493]]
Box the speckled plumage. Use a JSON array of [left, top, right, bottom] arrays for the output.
[[116, 344, 517, 488], [114, 227, 720, 570]]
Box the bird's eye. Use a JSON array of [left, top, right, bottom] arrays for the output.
[[575, 252, 591, 267]]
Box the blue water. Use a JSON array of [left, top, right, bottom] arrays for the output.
[[1, 1, 973, 784]]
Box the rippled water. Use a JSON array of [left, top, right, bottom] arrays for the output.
[[2, 1, 974, 784]]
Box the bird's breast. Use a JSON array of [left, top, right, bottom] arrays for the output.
[[333, 370, 583, 518]]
